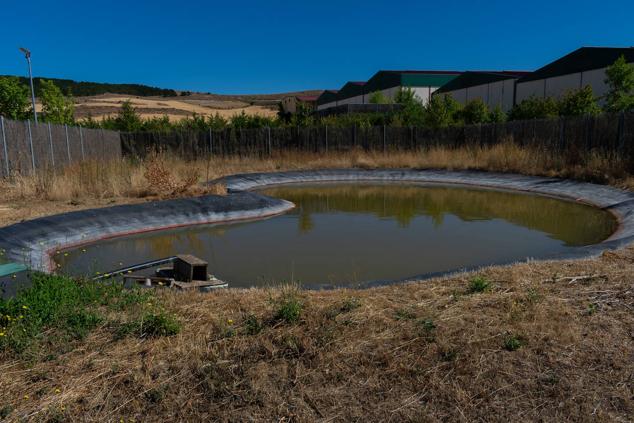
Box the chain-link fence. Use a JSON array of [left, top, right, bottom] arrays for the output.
[[0, 117, 121, 177]]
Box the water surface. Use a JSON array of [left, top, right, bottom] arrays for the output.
[[55, 184, 617, 287]]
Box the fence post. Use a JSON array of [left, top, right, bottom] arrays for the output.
[[47, 122, 55, 168], [64, 124, 71, 163], [27, 120, 35, 173], [267, 126, 272, 156], [383, 125, 387, 154], [210, 129, 214, 157], [1, 116, 9, 177], [79, 126, 85, 160]]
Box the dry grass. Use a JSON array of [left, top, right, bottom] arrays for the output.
[[1, 247, 633, 421], [1, 142, 632, 227]]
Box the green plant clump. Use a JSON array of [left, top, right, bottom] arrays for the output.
[[468, 276, 491, 294], [275, 294, 303, 324]]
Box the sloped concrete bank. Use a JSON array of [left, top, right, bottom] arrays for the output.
[[1, 169, 634, 277]]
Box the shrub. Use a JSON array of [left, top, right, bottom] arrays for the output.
[[274, 293, 303, 324], [503, 334, 525, 351], [508, 96, 559, 120], [0, 76, 30, 120], [604, 55, 634, 112], [243, 314, 263, 335], [558, 85, 600, 117], [118, 312, 180, 339], [424, 94, 463, 128], [39, 79, 75, 124], [468, 276, 490, 293], [461, 98, 490, 124]]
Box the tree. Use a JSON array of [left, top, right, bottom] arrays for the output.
[[368, 91, 390, 104], [113, 100, 143, 131], [39, 79, 75, 124], [558, 85, 600, 117], [394, 87, 425, 126], [604, 55, 634, 112], [461, 98, 490, 124], [0, 77, 30, 120], [423, 94, 462, 128], [508, 96, 559, 121], [489, 106, 507, 123]]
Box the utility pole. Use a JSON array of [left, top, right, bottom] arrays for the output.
[[19, 47, 38, 123]]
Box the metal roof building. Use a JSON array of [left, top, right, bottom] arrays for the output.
[[363, 70, 461, 105], [316, 90, 340, 111], [435, 71, 530, 111], [515, 47, 634, 104]]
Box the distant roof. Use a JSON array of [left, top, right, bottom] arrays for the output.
[[436, 71, 530, 94], [519, 47, 634, 83], [365, 70, 462, 92], [337, 81, 368, 101], [317, 89, 339, 105], [296, 95, 319, 102]]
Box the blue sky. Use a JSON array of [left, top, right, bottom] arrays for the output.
[[1, 0, 632, 94]]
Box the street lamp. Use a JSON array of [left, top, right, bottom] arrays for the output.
[[19, 47, 38, 123]]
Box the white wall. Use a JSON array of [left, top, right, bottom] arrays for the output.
[[316, 101, 337, 111], [515, 63, 633, 104], [438, 79, 517, 112]]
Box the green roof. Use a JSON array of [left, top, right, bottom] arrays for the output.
[[365, 70, 461, 93]]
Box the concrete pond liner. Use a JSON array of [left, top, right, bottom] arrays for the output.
[[1, 169, 634, 290]]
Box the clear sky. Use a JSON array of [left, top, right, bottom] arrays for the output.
[[1, 0, 633, 94]]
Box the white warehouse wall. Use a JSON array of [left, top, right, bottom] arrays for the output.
[[516, 63, 633, 104], [439, 79, 517, 112]]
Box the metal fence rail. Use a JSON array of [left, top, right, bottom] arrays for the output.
[[121, 112, 634, 160], [0, 117, 121, 177]]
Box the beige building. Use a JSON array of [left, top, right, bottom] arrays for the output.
[[434, 71, 529, 112], [515, 47, 634, 104]]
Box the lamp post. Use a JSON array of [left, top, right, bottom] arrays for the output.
[[19, 47, 38, 123]]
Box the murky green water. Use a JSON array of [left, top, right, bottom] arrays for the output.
[[55, 184, 617, 288]]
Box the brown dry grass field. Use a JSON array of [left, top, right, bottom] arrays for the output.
[[35, 93, 279, 122], [1, 142, 633, 227], [1, 144, 634, 421], [1, 249, 633, 421]]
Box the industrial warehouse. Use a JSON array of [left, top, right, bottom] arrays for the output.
[[283, 46, 634, 115]]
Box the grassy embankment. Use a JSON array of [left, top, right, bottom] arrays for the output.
[[0, 248, 633, 421], [1, 142, 633, 226]]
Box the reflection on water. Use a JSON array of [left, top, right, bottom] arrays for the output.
[[55, 184, 617, 288]]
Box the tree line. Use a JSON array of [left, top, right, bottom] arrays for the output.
[[0, 56, 633, 132]]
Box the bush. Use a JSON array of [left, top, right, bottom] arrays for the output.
[[468, 276, 490, 293], [558, 85, 600, 117], [39, 79, 75, 124], [0, 76, 30, 120], [424, 94, 463, 128], [503, 334, 525, 351], [461, 98, 490, 124], [508, 96, 559, 121], [604, 55, 634, 112], [118, 312, 180, 339], [274, 293, 303, 324]]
